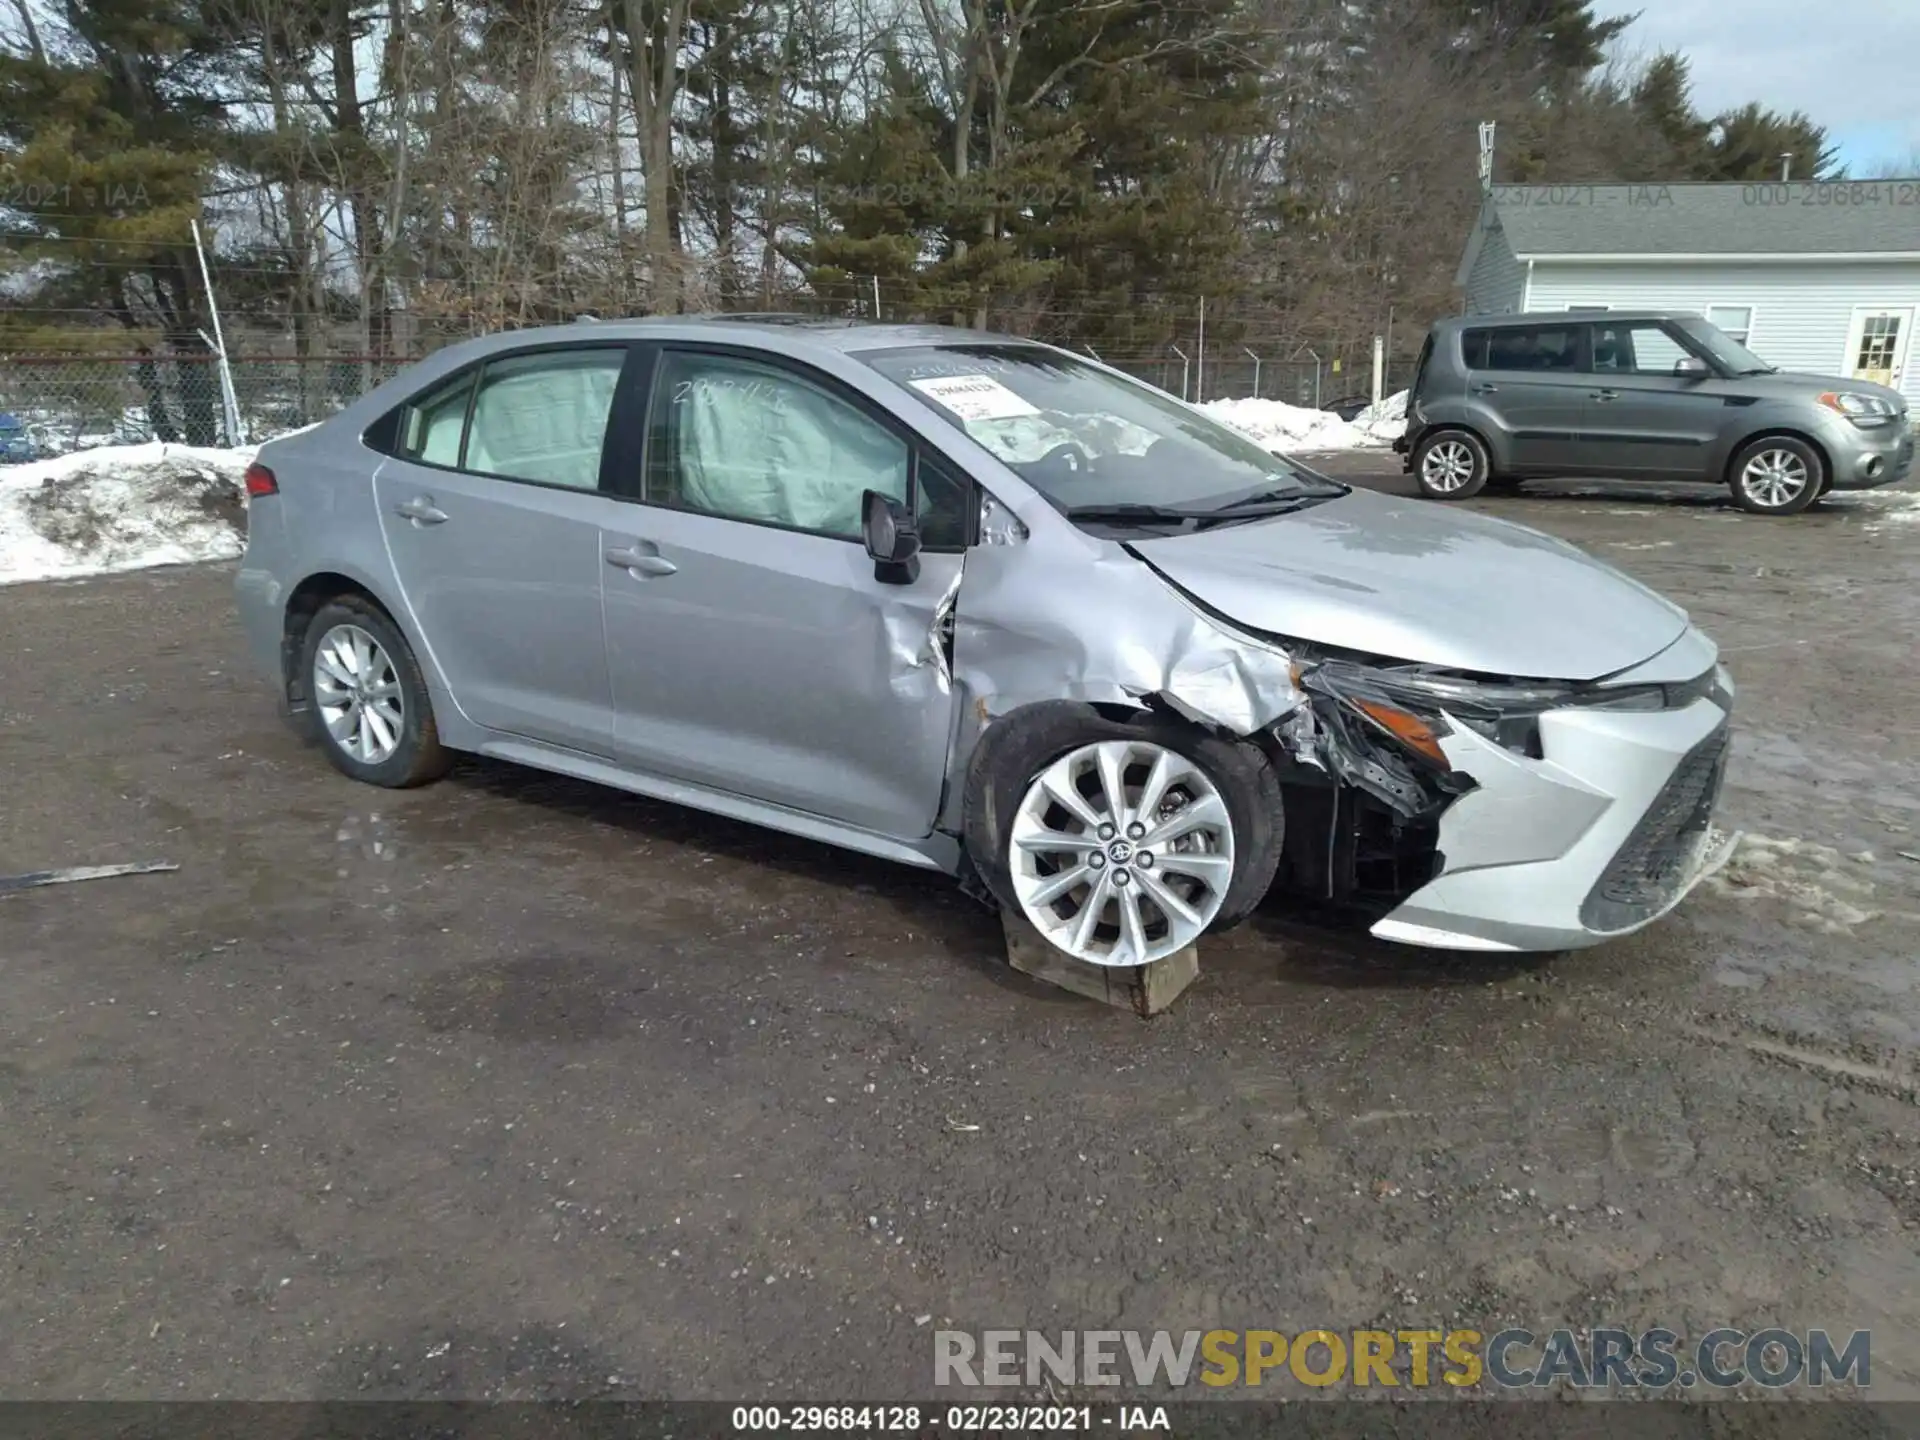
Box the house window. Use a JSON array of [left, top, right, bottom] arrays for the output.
[[1705, 305, 1754, 345]]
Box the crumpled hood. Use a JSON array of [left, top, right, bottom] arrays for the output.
[[1127, 488, 1690, 681]]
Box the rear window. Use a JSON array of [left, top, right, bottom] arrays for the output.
[[1410, 335, 1435, 396], [1462, 324, 1585, 373]]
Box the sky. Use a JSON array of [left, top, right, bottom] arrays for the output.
[[1588, 0, 1920, 176]]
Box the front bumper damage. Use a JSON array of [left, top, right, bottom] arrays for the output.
[[1278, 649, 1736, 951], [1367, 701, 1736, 951]]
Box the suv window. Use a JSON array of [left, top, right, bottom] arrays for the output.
[[1409, 335, 1434, 397], [1465, 324, 1587, 373], [645, 350, 910, 540], [1592, 323, 1693, 377]]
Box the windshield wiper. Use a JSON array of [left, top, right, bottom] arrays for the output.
[[1732, 365, 1776, 376], [1063, 502, 1216, 525], [1064, 492, 1331, 528], [1206, 488, 1333, 514]]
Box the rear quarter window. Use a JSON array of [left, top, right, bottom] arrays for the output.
[[1461, 329, 1492, 370]]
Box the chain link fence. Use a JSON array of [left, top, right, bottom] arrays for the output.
[[0, 340, 1416, 464], [0, 353, 421, 460]]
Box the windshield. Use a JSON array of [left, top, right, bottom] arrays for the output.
[[854, 343, 1345, 515], [1676, 318, 1772, 375]]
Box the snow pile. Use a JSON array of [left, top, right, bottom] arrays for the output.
[[1701, 832, 1882, 935], [1356, 390, 1408, 428], [1200, 390, 1407, 453], [0, 442, 254, 586], [1856, 486, 1920, 531]]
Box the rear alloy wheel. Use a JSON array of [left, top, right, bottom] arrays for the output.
[[1413, 429, 1490, 500], [299, 597, 451, 788], [1008, 739, 1237, 967], [1730, 437, 1823, 516]]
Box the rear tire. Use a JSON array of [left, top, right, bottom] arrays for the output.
[[963, 703, 1282, 964], [1413, 429, 1490, 500], [1729, 436, 1823, 516], [297, 596, 452, 788]]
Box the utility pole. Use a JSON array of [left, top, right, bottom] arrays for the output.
[[1195, 297, 1207, 403]]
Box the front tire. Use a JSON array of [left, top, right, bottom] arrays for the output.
[[1413, 429, 1490, 500], [298, 597, 451, 788], [963, 704, 1281, 966], [1729, 436, 1823, 516]]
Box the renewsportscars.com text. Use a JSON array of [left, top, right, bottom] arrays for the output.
[[935, 1327, 1870, 1391]]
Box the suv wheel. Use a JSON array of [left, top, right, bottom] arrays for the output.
[[1413, 430, 1490, 500], [1729, 437, 1823, 516]]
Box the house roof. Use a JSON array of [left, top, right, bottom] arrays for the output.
[[1481, 182, 1920, 259]]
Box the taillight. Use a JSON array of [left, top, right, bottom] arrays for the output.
[[244, 462, 279, 497]]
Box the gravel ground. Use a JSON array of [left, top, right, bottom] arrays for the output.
[[4, 462, 1920, 1408]]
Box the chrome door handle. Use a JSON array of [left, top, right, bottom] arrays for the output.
[[1591, 390, 1619, 402], [605, 544, 677, 577], [1471, 383, 1500, 394], [395, 497, 448, 525]]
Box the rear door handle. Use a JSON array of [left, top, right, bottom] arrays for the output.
[[605, 543, 677, 577], [1470, 383, 1499, 394], [1591, 390, 1619, 402], [395, 496, 448, 525]]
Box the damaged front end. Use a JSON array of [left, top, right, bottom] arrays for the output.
[[1264, 651, 1479, 917], [1269, 646, 1737, 948]]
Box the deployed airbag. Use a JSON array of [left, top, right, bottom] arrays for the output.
[[676, 364, 909, 535]]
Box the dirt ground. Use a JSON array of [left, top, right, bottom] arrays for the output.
[[4, 459, 1920, 1407]]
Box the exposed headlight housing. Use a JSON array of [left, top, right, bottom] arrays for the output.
[[1818, 391, 1897, 427], [1295, 657, 1727, 764]]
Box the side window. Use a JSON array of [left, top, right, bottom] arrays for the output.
[[1603, 324, 1693, 377], [1461, 329, 1492, 370], [1483, 324, 1585, 373], [463, 349, 626, 489], [397, 372, 474, 466], [646, 351, 909, 539]]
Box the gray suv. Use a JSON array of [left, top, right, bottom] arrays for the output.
[[1396, 310, 1914, 515]]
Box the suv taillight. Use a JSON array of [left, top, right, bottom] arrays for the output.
[[244, 462, 279, 497]]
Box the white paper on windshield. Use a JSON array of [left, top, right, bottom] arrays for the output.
[[909, 374, 1040, 422]]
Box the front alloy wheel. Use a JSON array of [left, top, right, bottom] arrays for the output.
[[1731, 440, 1820, 515], [1007, 739, 1236, 967]]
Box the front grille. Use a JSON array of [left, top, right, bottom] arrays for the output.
[[1579, 725, 1729, 933]]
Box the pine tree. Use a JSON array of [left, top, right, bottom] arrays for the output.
[[0, 0, 230, 440]]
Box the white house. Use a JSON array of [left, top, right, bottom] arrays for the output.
[[1456, 181, 1920, 407]]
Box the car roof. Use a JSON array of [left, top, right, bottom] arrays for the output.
[[1437, 309, 1699, 331], [438, 315, 1038, 359]]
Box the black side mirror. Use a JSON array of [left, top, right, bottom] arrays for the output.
[[862, 488, 921, 585]]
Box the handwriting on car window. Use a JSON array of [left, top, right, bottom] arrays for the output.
[[672, 373, 791, 414]]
